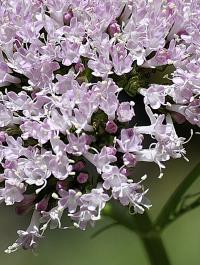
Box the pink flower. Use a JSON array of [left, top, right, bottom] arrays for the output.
[[140, 85, 166, 109], [117, 129, 143, 153], [117, 102, 135, 122], [110, 43, 133, 75]]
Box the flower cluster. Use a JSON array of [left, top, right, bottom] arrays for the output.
[[0, 0, 199, 253]]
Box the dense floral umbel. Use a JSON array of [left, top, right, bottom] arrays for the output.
[[0, 0, 199, 253]]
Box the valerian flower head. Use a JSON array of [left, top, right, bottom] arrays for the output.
[[0, 0, 198, 253]]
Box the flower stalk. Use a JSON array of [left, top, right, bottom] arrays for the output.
[[140, 231, 170, 265], [103, 202, 171, 265]]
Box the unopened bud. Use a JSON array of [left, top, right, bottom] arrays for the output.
[[63, 10, 73, 26], [56, 180, 68, 191], [75, 62, 85, 73], [36, 196, 49, 212], [105, 120, 118, 134], [77, 172, 89, 184], [108, 21, 121, 37], [73, 161, 85, 172]]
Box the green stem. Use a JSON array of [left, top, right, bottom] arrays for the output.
[[135, 213, 170, 265], [172, 195, 200, 222], [103, 202, 171, 265], [155, 161, 200, 230], [140, 232, 170, 265]]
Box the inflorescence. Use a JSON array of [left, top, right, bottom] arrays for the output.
[[0, 0, 199, 253]]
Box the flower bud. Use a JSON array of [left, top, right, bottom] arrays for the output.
[[73, 161, 85, 172], [63, 10, 73, 26], [120, 167, 129, 176], [105, 120, 118, 134], [0, 131, 6, 143], [56, 180, 68, 191], [35, 196, 49, 212], [108, 21, 121, 37], [75, 62, 85, 73], [14, 35, 23, 49], [77, 172, 89, 184]]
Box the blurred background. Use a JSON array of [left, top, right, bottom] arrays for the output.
[[0, 133, 199, 265]]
